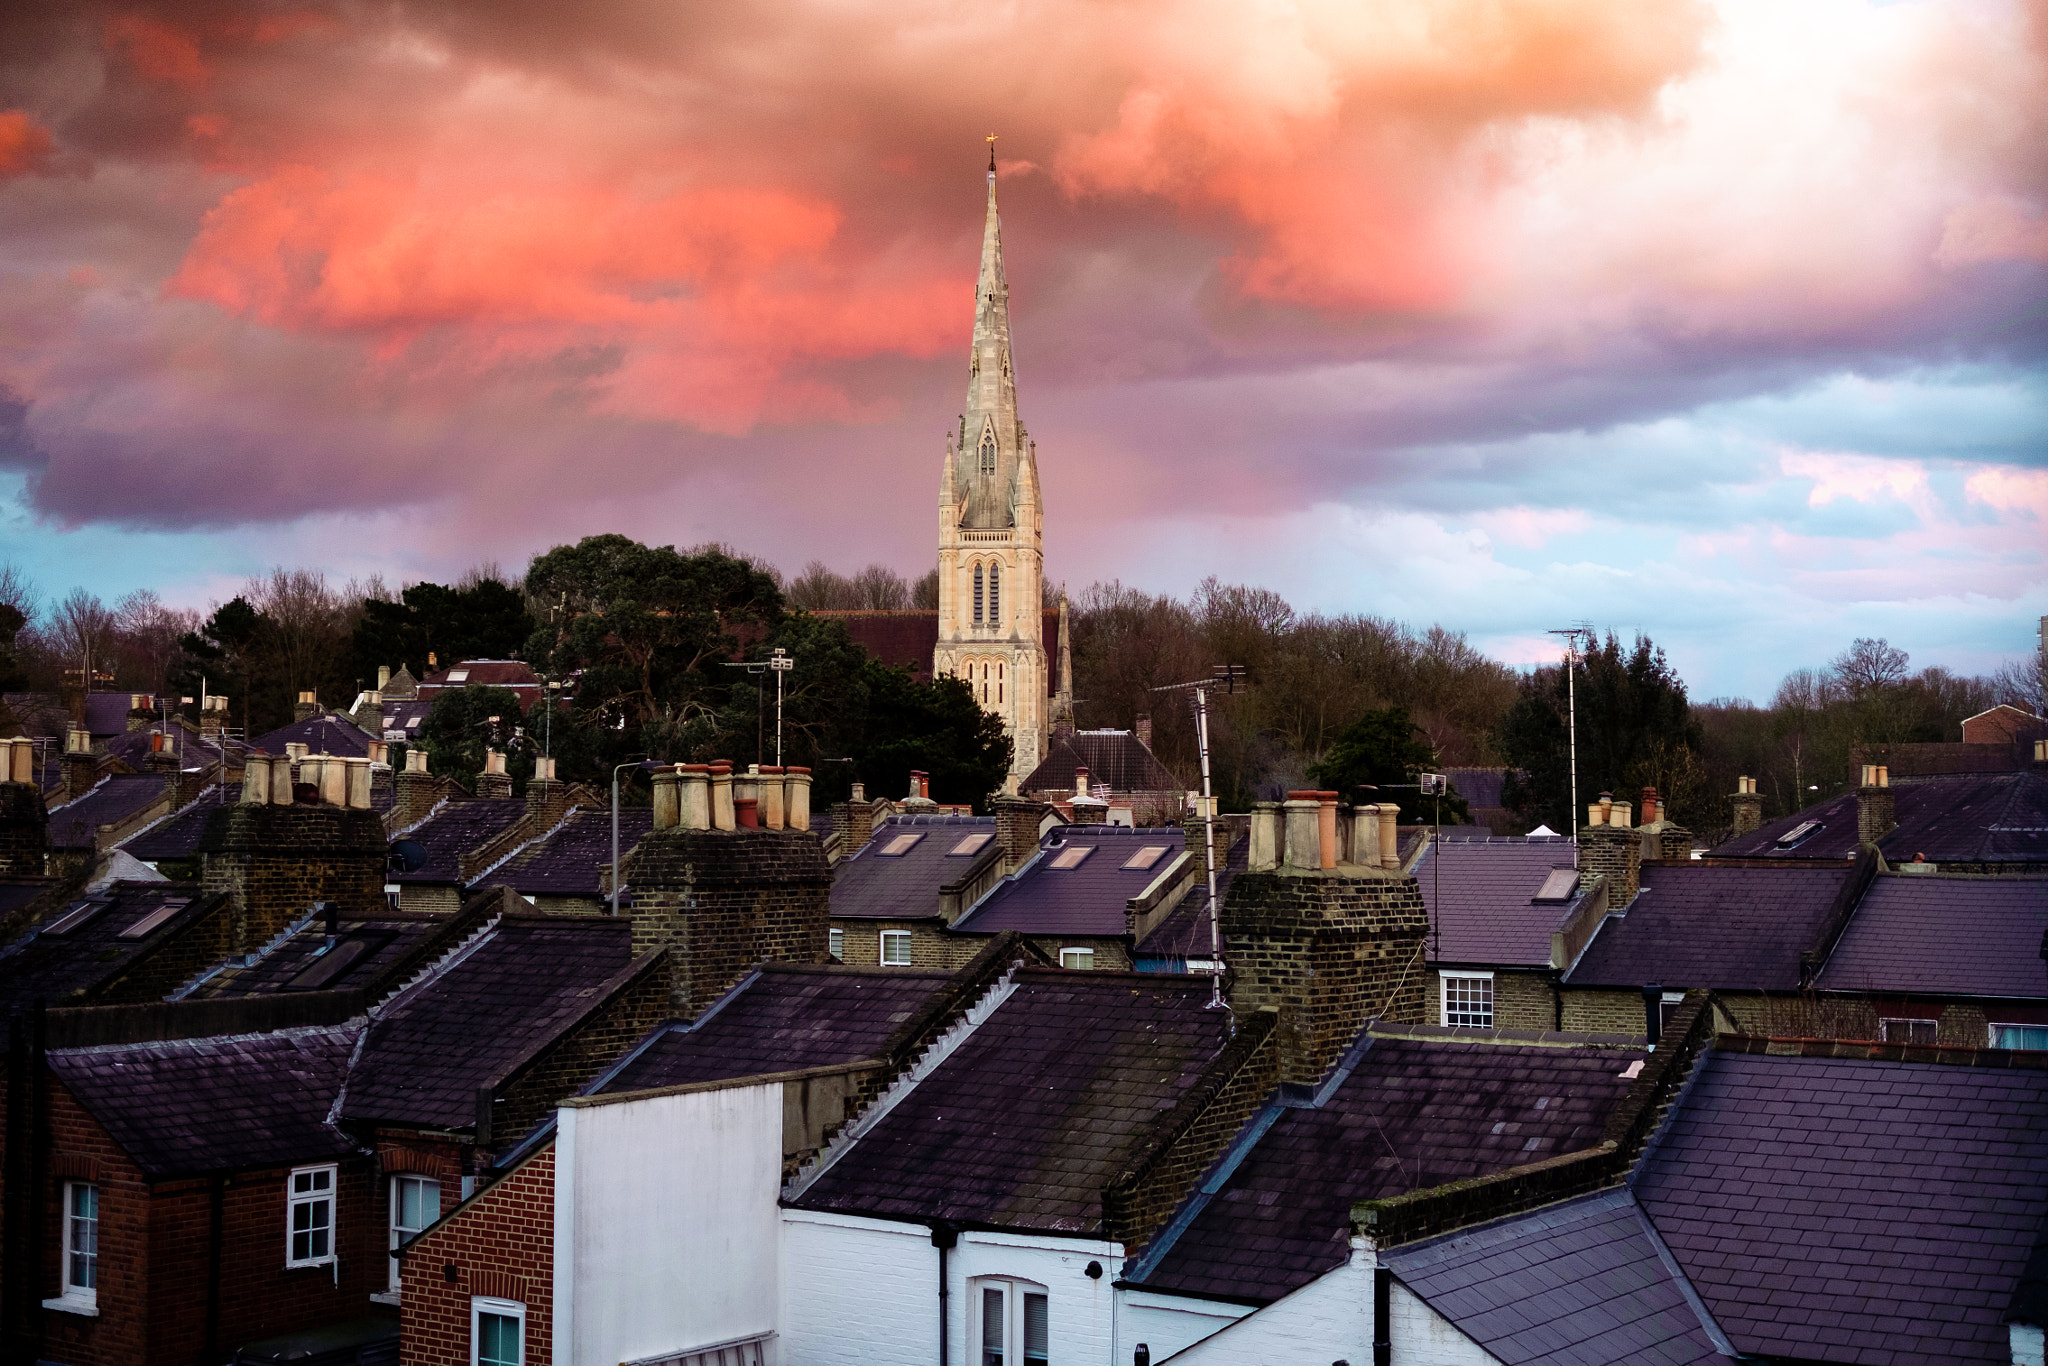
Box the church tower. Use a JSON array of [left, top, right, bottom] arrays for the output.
[[935, 150, 1046, 785]]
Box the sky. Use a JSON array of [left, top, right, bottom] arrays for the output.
[[1, 0, 2044, 702]]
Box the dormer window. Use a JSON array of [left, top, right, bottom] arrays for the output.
[[979, 426, 997, 476]]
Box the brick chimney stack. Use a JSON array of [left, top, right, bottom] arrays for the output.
[[199, 799, 387, 951], [1856, 764, 1895, 847], [1580, 806, 1642, 907], [1134, 714, 1153, 750], [993, 795, 1049, 873], [1730, 775, 1762, 836], [0, 742, 48, 877], [294, 690, 321, 724], [61, 726, 98, 801], [838, 790, 878, 854], [475, 749, 513, 800], [394, 747, 438, 828], [526, 755, 569, 825]]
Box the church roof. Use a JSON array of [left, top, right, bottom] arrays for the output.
[[812, 609, 1061, 692], [1021, 730, 1182, 796]]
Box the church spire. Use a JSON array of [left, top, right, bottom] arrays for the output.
[[959, 143, 1021, 528]]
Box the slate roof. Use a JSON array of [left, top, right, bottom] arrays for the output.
[[1415, 835, 1586, 968], [1020, 730, 1183, 797], [46, 774, 168, 849], [250, 713, 376, 758], [391, 798, 527, 883], [382, 696, 433, 738], [952, 825, 1185, 938], [0, 883, 220, 1011], [1635, 1048, 2048, 1365], [794, 970, 1231, 1232], [830, 814, 997, 921], [342, 916, 638, 1129], [0, 879, 55, 923], [1818, 875, 2048, 999], [1562, 863, 1854, 991], [1134, 830, 1247, 962], [1137, 1029, 1645, 1304], [101, 725, 233, 774], [117, 786, 234, 862], [596, 964, 958, 1094], [1710, 771, 2048, 864], [180, 910, 459, 1000], [479, 806, 651, 897], [49, 1024, 360, 1177], [1384, 1188, 1721, 1365]]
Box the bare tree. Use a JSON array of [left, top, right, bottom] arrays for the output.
[[0, 562, 36, 630], [1829, 638, 1910, 697], [248, 568, 349, 697], [51, 587, 118, 684], [786, 561, 859, 610], [912, 567, 939, 610], [850, 564, 910, 610], [114, 589, 199, 696]]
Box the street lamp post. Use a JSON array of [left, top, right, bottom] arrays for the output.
[[611, 758, 667, 917], [1152, 664, 1246, 1011]]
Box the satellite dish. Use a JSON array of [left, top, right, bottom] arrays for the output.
[[388, 840, 429, 874]]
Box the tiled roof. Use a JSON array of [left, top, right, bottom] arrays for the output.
[[1415, 836, 1586, 968], [392, 798, 527, 883], [342, 916, 638, 1129], [1138, 1030, 1644, 1304], [116, 786, 235, 862], [480, 806, 651, 897], [1562, 863, 1854, 991], [1636, 1048, 2048, 1365], [1818, 875, 2048, 998], [1384, 1188, 1721, 1366], [830, 814, 997, 921], [46, 774, 168, 849], [0, 883, 219, 1011], [1134, 831, 1247, 962], [101, 726, 231, 774], [50, 1024, 360, 1177], [794, 970, 1231, 1232], [952, 825, 1185, 938], [250, 713, 376, 758], [1710, 771, 2048, 863], [418, 660, 543, 713], [597, 964, 958, 1094], [1020, 731, 1182, 797], [181, 910, 460, 1000]]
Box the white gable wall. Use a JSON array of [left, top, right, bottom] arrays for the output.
[[555, 1084, 783, 1366]]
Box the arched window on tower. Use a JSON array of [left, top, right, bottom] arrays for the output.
[[973, 565, 984, 624], [979, 426, 997, 477], [988, 565, 1000, 624]]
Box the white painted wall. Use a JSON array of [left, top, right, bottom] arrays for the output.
[[1158, 1244, 1496, 1366], [782, 1211, 1129, 1366], [1118, 1290, 1249, 1362], [556, 1085, 783, 1366]]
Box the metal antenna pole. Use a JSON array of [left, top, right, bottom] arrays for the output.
[[1194, 683, 1222, 1011], [769, 648, 793, 770], [1548, 628, 1584, 867]]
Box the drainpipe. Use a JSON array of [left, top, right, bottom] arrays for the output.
[[1373, 1263, 1392, 1365], [931, 1222, 959, 1366]]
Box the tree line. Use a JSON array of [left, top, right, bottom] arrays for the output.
[[1, 547, 2038, 827]]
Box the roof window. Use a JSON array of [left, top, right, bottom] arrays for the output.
[[1775, 820, 1824, 849], [948, 832, 994, 857], [1049, 845, 1094, 870], [116, 899, 190, 940], [40, 899, 112, 937], [878, 832, 926, 856], [1531, 868, 1580, 903], [1121, 845, 1170, 871], [286, 935, 380, 990], [445, 670, 469, 683]]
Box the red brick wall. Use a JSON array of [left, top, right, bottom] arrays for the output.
[[401, 1145, 554, 1366], [28, 1079, 384, 1366]]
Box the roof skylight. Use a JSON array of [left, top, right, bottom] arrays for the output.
[[878, 832, 926, 856], [117, 899, 190, 940], [1531, 868, 1580, 903], [948, 832, 994, 857], [1049, 845, 1094, 870], [1122, 845, 1171, 871]]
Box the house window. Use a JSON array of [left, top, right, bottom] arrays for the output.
[[389, 1175, 440, 1292], [1060, 948, 1094, 971], [1440, 972, 1494, 1028], [976, 1278, 1049, 1366], [472, 1296, 525, 1366], [63, 1182, 98, 1301], [287, 1165, 336, 1266], [829, 927, 845, 960], [1880, 1017, 1938, 1045], [1993, 1024, 2048, 1050], [880, 931, 912, 966], [974, 566, 984, 624]]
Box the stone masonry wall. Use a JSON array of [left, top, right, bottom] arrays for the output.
[[400, 1146, 554, 1366], [199, 804, 388, 953], [1222, 869, 1429, 1085], [624, 828, 832, 1016]]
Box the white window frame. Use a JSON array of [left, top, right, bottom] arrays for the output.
[[42, 1181, 99, 1314], [879, 930, 912, 966], [828, 927, 845, 960], [1992, 1022, 2048, 1051], [388, 1174, 441, 1293], [1439, 971, 1495, 1029], [471, 1295, 526, 1366], [972, 1276, 1049, 1366], [286, 1164, 338, 1268], [1879, 1016, 1939, 1046], [1059, 948, 1095, 971]]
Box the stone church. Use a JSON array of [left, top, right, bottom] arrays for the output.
[[820, 154, 1070, 786]]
